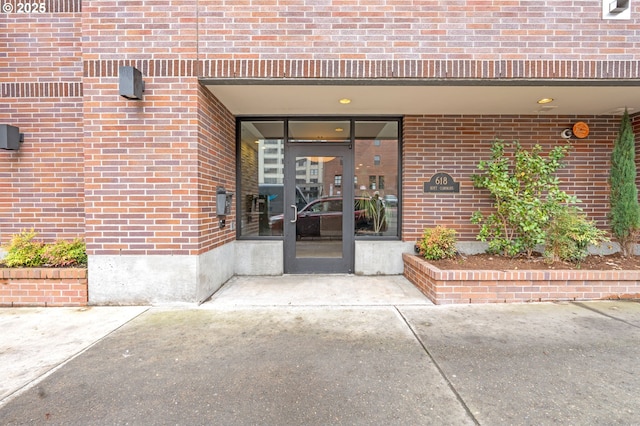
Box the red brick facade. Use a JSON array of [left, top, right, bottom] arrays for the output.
[[0, 267, 88, 307], [82, 71, 237, 256], [404, 253, 640, 305], [1, 1, 639, 303], [196, 1, 639, 61], [402, 115, 623, 243], [1, 1, 84, 241], [196, 85, 236, 253]]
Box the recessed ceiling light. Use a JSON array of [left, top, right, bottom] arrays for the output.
[[339, 98, 351, 105], [537, 98, 554, 104], [335, 127, 344, 132]]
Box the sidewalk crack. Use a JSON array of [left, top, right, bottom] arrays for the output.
[[572, 301, 640, 329], [394, 306, 480, 426]]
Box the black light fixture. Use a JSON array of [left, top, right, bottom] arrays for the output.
[[119, 66, 145, 100], [608, 0, 630, 13], [0, 124, 24, 151]]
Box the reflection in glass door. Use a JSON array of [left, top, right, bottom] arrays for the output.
[[294, 154, 343, 259], [284, 144, 354, 273]]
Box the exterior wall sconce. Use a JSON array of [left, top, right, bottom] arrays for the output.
[[0, 124, 24, 151], [608, 0, 630, 12], [119, 66, 145, 100], [603, 0, 631, 19]]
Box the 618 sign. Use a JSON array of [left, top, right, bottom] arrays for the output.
[[3, 2, 47, 13], [424, 172, 460, 193]]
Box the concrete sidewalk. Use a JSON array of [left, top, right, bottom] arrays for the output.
[[1, 275, 639, 425]]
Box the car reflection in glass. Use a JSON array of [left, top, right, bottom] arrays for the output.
[[383, 194, 398, 207], [269, 196, 387, 238]]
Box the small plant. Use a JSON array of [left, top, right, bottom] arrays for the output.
[[544, 207, 609, 263], [41, 239, 88, 267], [2, 229, 45, 267], [2, 230, 87, 267], [357, 191, 387, 234], [417, 226, 457, 260], [471, 140, 577, 258]]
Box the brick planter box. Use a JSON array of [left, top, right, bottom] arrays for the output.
[[0, 268, 88, 307], [403, 253, 640, 305]]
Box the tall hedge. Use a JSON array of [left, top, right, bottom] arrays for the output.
[[609, 109, 640, 256]]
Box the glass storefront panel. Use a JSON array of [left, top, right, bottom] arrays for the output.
[[238, 121, 285, 237], [238, 118, 400, 239], [288, 120, 350, 142], [354, 121, 399, 237]]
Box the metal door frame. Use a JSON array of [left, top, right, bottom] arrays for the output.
[[283, 143, 354, 274]]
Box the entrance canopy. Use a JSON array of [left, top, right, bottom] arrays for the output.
[[202, 79, 640, 116]]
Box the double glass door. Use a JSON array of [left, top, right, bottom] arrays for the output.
[[283, 144, 354, 273]]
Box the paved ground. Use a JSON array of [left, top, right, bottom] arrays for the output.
[[1, 275, 639, 425]]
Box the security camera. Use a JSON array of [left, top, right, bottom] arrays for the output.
[[561, 128, 573, 139]]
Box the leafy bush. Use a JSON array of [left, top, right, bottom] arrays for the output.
[[2, 230, 87, 267], [41, 239, 88, 267], [417, 226, 457, 260], [2, 229, 45, 267], [544, 207, 609, 263], [471, 140, 577, 258]]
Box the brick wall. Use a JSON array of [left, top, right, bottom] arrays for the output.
[[78, 1, 639, 80], [404, 253, 640, 304], [81, 0, 196, 60], [196, 85, 236, 253], [0, 2, 83, 82], [80, 0, 237, 257], [197, 0, 640, 61], [82, 70, 201, 256], [402, 115, 621, 243], [0, 2, 84, 244], [0, 267, 88, 307], [81, 71, 236, 256]]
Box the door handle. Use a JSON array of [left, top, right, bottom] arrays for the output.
[[290, 204, 298, 223]]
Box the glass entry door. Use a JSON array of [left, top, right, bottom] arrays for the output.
[[284, 144, 354, 273]]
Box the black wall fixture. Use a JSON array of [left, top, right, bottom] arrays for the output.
[[0, 124, 24, 151], [119, 66, 145, 100], [608, 0, 630, 13]]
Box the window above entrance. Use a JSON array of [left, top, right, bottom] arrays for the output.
[[288, 120, 350, 142]]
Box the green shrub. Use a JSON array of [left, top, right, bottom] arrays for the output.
[[41, 239, 88, 267], [609, 109, 640, 257], [544, 207, 609, 263], [2, 230, 87, 268], [471, 140, 577, 258], [417, 226, 457, 260], [2, 229, 45, 267]]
